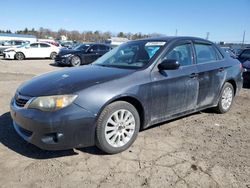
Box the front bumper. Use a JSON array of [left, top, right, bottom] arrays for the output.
[[3, 51, 15, 59], [54, 56, 71, 65], [10, 98, 97, 150]]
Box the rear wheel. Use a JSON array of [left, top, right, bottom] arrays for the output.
[[70, 56, 81, 67], [214, 82, 234, 113], [96, 101, 140, 154], [15, 52, 25, 60], [50, 52, 57, 60]]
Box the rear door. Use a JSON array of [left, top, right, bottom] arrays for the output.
[[39, 43, 51, 57], [98, 45, 110, 56], [193, 42, 226, 108], [150, 41, 199, 122]]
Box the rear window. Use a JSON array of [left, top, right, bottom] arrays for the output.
[[239, 49, 250, 59], [194, 44, 218, 64]]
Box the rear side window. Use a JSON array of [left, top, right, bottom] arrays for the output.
[[194, 44, 217, 64], [99, 45, 108, 51], [40, 43, 50, 48]]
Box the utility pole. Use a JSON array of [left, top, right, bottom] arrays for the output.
[[242, 30, 245, 48], [206, 32, 210, 40]]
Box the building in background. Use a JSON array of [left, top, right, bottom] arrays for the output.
[[0, 33, 37, 43]]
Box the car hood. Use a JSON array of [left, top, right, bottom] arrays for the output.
[[18, 65, 135, 96]]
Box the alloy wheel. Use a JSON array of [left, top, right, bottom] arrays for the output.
[[221, 86, 233, 111], [104, 109, 135, 147]]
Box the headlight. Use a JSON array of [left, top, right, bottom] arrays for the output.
[[62, 54, 72, 58], [26, 95, 77, 112]]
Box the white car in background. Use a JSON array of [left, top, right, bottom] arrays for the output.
[[3, 42, 60, 60]]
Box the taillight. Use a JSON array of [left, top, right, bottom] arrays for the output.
[[239, 63, 243, 72]]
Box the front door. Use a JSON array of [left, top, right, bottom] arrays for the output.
[[24, 43, 40, 58], [150, 42, 199, 123], [84, 45, 100, 64]]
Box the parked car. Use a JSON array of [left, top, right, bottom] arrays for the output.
[[10, 37, 243, 154], [237, 48, 250, 81], [55, 43, 111, 66], [0, 40, 29, 55], [3, 42, 60, 60], [221, 47, 237, 58]]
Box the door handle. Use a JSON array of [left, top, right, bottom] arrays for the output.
[[219, 67, 225, 72], [189, 73, 198, 78]]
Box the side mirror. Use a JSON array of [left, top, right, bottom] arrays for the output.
[[158, 59, 180, 71], [87, 48, 94, 53]]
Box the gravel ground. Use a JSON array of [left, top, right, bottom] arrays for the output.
[[0, 58, 249, 188]]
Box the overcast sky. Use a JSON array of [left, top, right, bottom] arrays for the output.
[[1, 0, 249, 43]]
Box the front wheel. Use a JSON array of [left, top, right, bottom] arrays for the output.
[[70, 55, 81, 67], [214, 82, 234, 113], [15, 52, 25, 60], [96, 101, 140, 154], [50, 52, 57, 60]]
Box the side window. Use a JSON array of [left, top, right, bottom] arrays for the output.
[[163, 43, 193, 66], [195, 44, 217, 64], [89, 45, 98, 52], [30, 43, 39, 48], [213, 45, 224, 60], [15, 41, 22, 45], [40, 43, 50, 48]]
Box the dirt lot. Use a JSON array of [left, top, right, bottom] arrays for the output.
[[0, 58, 249, 188]]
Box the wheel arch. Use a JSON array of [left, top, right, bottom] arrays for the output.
[[71, 54, 82, 65], [225, 79, 237, 95], [15, 51, 25, 59], [50, 51, 57, 59], [99, 95, 146, 131]]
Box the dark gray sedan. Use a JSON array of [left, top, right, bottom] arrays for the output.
[[10, 37, 243, 154]]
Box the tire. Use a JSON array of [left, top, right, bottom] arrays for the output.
[[15, 52, 25, 60], [214, 82, 234, 114], [50, 52, 57, 60], [70, 55, 81, 67], [96, 101, 140, 154]]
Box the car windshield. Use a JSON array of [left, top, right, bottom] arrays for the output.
[[93, 40, 166, 69], [73, 44, 90, 51]]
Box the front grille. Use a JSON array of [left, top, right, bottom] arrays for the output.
[[15, 93, 32, 108]]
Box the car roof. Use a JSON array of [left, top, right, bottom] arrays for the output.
[[82, 43, 110, 46], [133, 36, 213, 44]]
